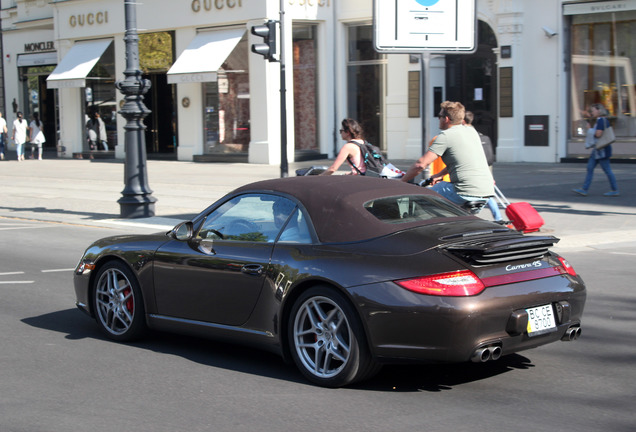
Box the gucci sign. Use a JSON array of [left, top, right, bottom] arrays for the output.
[[69, 11, 109, 27], [191, 0, 243, 12]]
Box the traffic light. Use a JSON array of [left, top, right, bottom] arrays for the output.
[[251, 20, 277, 62]]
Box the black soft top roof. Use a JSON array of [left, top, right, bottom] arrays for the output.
[[232, 176, 453, 243]]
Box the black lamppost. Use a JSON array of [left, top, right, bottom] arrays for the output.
[[116, 0, 156, 218]]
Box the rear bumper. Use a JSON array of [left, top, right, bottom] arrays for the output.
[[349, 275, 586, 363]]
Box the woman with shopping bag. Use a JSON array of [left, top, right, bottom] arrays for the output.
[[572, 103, 620, 197]]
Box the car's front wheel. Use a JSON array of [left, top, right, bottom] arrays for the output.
[[288, 286, 379, 387], [92, 260, 146, 341]]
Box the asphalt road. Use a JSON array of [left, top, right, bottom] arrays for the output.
[[1, 214, 635, 431]]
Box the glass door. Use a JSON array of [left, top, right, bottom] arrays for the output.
[[346, 25, 386, 151]]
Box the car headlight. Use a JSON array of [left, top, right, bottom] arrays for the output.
[[75, 259, 96, 275]]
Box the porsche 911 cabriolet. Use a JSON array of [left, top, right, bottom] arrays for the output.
[[74, 176, 586, 387]]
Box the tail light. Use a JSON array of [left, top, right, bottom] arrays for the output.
[[397, 258, 578, 297], [396, 270, 485, 297], [557, 256, 577, 276]]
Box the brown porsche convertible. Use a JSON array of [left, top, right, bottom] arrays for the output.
[[74, 176, 586, 387]]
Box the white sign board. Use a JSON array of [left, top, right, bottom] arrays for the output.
[[374, 0, 477, 53]]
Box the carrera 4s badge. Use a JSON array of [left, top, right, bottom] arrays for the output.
[[505, 260, 544, 272]]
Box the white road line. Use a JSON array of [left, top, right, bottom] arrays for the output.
[[41, 268, 75, 273], [0, 226, 50, 231], [0, 281, 34, 284], [1, 270, 33, 284]]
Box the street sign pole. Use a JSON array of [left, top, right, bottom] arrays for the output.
[[420, 52, 430, 156], [279, 0, 288, 178]]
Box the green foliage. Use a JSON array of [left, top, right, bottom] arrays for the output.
[[139, 32, 174, 73]]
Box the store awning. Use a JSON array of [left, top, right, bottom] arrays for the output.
[[167, 28, 245, 84], [46, 39, 112, 89]]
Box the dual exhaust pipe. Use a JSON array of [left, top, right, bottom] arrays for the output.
[[561, 325, 582, 341], [472, 325, 582, 363], [471, 345, 502, 363]]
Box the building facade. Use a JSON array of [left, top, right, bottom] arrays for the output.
[[1, 0, 634, 164]]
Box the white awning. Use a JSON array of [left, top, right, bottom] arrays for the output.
[[46, 39, 112, 89], [167, 28, 244, 84]]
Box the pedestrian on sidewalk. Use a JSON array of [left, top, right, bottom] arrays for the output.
[[86, 110, 108, 151], [28, 113, 46, 160], [11, 112, 28, 162], [0, 111, 7, 160], [573, 103, 620, 197]]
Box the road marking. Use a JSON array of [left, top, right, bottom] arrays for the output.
[[0, 225, 50, 231], [0, 281, 34, 284], [1, 271, 32, 284], [41, 268, 75, 273]]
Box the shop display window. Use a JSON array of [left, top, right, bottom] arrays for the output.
[[204, 34, 250, 155], [293, 24, 319, 153], [20, 65, 56, 150], [570, 11, 636, 139], [84, 43, 117, 151]]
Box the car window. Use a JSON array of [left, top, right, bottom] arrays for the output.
[[197, 194, 307, 243], [364, 195, 465, 223], [278, 208, 312, 243]]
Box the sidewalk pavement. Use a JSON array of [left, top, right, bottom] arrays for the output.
[[0, 157, 634, 252]]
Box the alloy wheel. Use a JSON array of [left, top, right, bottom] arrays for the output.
[[292, 295, 353, 379], [95, 267, 136, 336]]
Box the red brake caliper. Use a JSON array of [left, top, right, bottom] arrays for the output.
[[124, 288, 133, 313]]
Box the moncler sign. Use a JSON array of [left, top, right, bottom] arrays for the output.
[[24, 41, 55, 53]]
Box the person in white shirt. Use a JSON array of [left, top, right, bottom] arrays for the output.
[[11, 112, 28, 161]]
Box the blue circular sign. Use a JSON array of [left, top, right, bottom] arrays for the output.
[[416, 0, 440, 6]]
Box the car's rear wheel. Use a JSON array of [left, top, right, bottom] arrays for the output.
[[288, 286, 379, 387], [92, 261, 146, 341]]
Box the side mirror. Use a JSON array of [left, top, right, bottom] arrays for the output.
[[169, 221, 194, 241]]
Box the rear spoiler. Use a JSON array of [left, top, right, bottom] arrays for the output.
[[441, 234, 559, 265]]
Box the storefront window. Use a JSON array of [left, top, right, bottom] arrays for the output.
[[204, 34, 250, 155], [347, 25, 386, 150], [85, 43, 117, 150], [20, 65, 56, 150], [570, 10, 636, 139], [293, 24, 319, 154]]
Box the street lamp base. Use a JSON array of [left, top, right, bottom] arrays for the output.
[[118, 196, 158, 218]]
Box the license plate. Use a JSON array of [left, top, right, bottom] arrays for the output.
[[526, 304, 557, 336]]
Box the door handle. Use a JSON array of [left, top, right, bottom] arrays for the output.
[[241, 264, 263, 276]]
